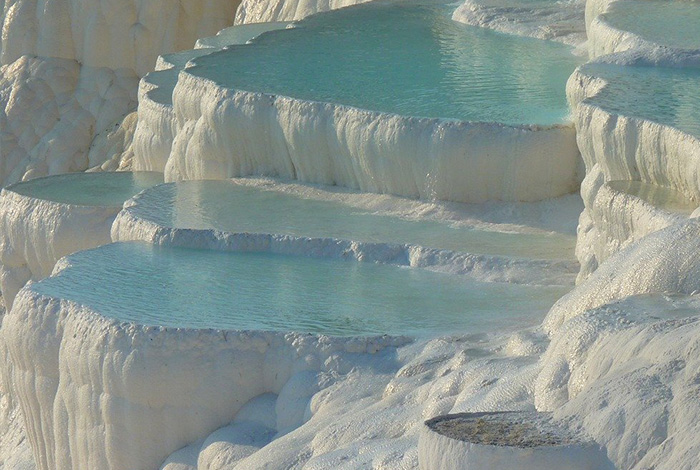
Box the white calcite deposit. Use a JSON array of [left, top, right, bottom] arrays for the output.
[[0, 0, 240, 76], [234, 0, 368, 24], [0, 0, 243, 187], [451, 0, 587, 48], [0, 56, 138, 186], [586, 0, 700, 62], [567, 55, 700, 280], [5, 0, 700, 468], [132, 70, 580, 203]]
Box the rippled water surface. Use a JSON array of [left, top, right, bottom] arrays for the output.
[[131, 181, 575, 259], [7, 172, 164, 206], [189, 0, 581, 124], [33, 242, 569, 336]]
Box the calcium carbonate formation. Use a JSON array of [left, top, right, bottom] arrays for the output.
[[0, 0, 700, 468]]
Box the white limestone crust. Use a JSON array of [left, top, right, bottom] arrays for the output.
[[3, 285, 408, 470], [132, 71, 581, 204], [567, 60, 700, 280]]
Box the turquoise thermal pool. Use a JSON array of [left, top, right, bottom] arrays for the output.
[[604, 0, 700, 50], [606, 181, 698, 214], [32, 242, 569, 336], [187, 0, 582, 125], [7, 172, 164, 206], [128, 181, 575, 259], [583, 62, 700, 137]]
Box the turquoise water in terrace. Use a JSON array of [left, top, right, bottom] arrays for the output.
[[584, 62, 700, 137], [606, 181, 698, 214], [33, 242, 569, 336], [605, 0, 700, 50], [7, 172, 164, 207], [188, 0, 582, 125], [131, 181, 575, 259]]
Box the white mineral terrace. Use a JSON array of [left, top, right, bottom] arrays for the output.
[[568, 55, 700, 279], [587, 0, 700, 62], [113, 178, 579, 285], [132, 1, 584, 204], [1, 0, 700, 468]]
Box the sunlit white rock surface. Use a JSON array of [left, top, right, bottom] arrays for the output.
[[567, 55, 700, 280], [0, 56, 138, 186], [0, 0, 244, 186], [234, 0, 368, 24], [537, 293, 700, 470], [0, 0, 240, 75], [452, 0, 587, 47], [545, 219, 700, 333]]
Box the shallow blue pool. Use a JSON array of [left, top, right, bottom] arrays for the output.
[[32, 242, 569, 336], [7, 172, 164, 207], [129, 181, 575, 259], [584, 62, 700, 138], [188, 0, 582, 125]]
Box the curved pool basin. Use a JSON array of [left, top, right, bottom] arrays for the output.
[[604, 0, 700, 51], [35, 242, 570, 336], [7, 171, 164, 207], [122, 180, 576, 260], [188, 0, 582, 125]]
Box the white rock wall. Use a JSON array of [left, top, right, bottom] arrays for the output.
[[87, 111, 139, 172], [2, 284, 409, 470], [0, 0, 244, 186], [0, 0, 240, 76], [567, 61, 700, 280], [0, 56, 139, 185], [132, 72, 580, 204]]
